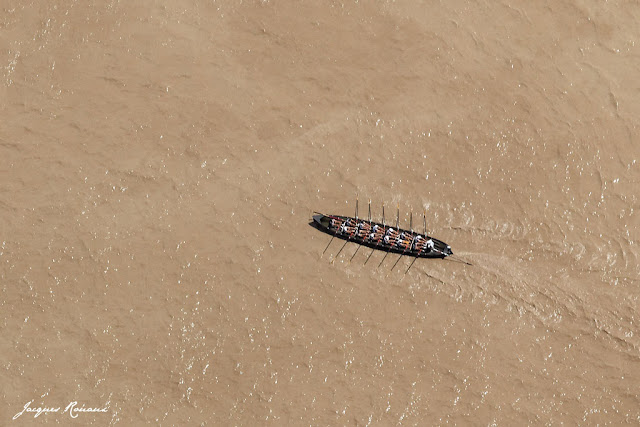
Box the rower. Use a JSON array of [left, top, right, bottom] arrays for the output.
[[358, 221, 371, 232], [412, 235, 424, 251], [369, 227, 384, 241], [397, 231, 409, 246], [425, 238, 435, 252], [340, 221, 352, 235], [397, 234, 411, 249], [383, 233, 392, 245]]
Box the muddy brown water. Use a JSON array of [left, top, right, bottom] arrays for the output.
[[1, 1, 639, 425]]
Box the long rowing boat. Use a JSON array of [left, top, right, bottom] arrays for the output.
[[312, 202, 453, 265]]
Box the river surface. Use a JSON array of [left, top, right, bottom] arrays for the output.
[[1, 0, 639, 424]]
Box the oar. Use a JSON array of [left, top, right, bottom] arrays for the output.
[[377, 248, 391, 267], [331, 239, 349, 263], [424, 209, 427, 235], [390, 251, 404, 271], [405, 238, 428, 274], [322, 234, 336, 256], [396, 203, 399, 228], [410, 209, 413, 233], [355, 196, 359, 220], [349, 243, 361, 262], [405, 255, 419, 274], [391, 234, 416, 271], [364, 236, 380, 264]]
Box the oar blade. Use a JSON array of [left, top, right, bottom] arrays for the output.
[[330, 240, 349, 264], [390, 254, 403, 271], [322, 235, 335, 256], [405, 256, 418, 274]]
